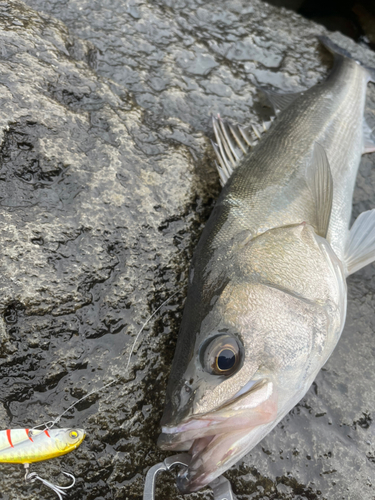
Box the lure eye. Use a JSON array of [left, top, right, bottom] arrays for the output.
[[69, 430, 79, 439], [202, 335, 242, 376]]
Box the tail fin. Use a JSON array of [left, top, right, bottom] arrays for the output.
[[318, 36, 353, 60], [318, 35, 375, 83]]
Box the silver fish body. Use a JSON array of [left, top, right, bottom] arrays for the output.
[[158, 38, 375, 492]]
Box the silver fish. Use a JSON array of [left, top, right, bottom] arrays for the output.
[[157, 37, 375, 492]]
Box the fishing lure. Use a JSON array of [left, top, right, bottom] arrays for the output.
[[0, 427, 85, 464], [0, 427, 85, 499]]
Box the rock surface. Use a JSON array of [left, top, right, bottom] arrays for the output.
[[0, 2, 214, 498], [0, 0, 374, 499]]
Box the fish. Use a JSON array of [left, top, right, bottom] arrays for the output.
[[157, 36, 375, 492], [0, 427, 85, 463]]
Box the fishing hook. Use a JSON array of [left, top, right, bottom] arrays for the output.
[[142, 453, 237, 500], [24, 463, 76, 500]]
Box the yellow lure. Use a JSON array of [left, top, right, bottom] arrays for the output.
[[0, 428, 85, 464]]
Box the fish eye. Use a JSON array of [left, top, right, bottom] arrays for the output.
[[69, 430, 79, 439], [202, 335, 242, 376], [217, 346, 236, 371]]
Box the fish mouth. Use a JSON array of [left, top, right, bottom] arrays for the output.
[[157, 379, 277, 493]]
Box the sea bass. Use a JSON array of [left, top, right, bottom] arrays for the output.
[[157, 37, 375, 492]]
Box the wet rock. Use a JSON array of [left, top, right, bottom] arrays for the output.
[[2, 0, 375, 499], [0, 1, 214, 498], [11, 0, 338, 134]]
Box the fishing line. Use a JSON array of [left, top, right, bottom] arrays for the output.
[[33, 289, 182, 432]]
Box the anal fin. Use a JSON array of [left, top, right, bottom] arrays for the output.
[[345, 209, 375, 275]]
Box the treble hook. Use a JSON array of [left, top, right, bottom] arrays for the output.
[[24, 464, 76, 500]]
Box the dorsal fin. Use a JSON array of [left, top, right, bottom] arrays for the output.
[[211, 115, 273, 186], [305, 143, 333, 238]]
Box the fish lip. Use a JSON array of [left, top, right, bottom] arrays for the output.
[[160, 378, 269, 436], [158, 379, 277, 492], [174, 424, 268, 493]]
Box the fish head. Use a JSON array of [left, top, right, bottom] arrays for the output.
[[158, 223, 346, 492]]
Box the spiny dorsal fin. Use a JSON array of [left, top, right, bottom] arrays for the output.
[[259, 87, 304, 114], [305, 143, 333, 238], [211, 115, 273, 186], [345, 209, 375, 275]]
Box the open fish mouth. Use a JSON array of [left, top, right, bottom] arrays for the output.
[[157, 379, 277, 492]]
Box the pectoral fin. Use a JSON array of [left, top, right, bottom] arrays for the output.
[[344, 209, 375, 275], [306, 143, 333, 238]]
